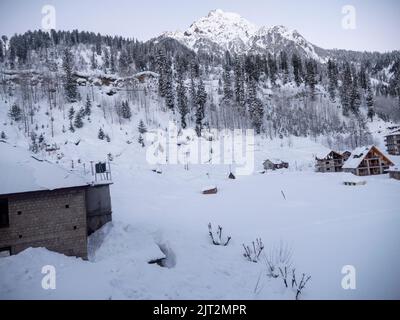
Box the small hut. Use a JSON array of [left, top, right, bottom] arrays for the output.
[[263, 159, 289, 171]]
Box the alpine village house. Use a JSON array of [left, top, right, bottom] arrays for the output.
[[342, 146, 394, 176], [316, 146, 395, 177], [315, 151, 351, 173], [0, 141, 113, 259]]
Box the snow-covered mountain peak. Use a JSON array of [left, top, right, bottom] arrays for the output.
[[186, 9, 257, 39], [163, 9, 257, 53], [156, 10, 327, 60], [255, 25, 299, 42]]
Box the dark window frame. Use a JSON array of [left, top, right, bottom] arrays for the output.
[[0, 198, 10, 228]]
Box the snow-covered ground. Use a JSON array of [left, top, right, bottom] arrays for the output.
[[1, 134, 399, 300]]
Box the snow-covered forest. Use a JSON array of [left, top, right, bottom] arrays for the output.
[[0, 9, 399, 152]]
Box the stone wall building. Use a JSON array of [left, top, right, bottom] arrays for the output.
[[0, 141, 112, 259], [315, 151, 347, 173]]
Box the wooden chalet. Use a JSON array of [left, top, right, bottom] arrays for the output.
[[342, 146, 394, 176]]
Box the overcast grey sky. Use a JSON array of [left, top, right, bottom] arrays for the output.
[[0, 0, 399, 52]]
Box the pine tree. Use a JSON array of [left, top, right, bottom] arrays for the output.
[[359, 65, 368, 91], [138, 120, 147, 134], [74, 108, 84, 128], [138, 134, 145, 147], [165, 66, 175, 111], [98, 128, 105, 140], [350, 75, 361, 115], [121, 101, 132, 120], [1, 131, 6, 139], [234, 57, 246, 112], [247, 80, 264, 134], [110, 50, 116, 73], [195, 78, 207, 137], [189, 76, 197, 111], [156, 50, 167, 97], [95, 35, 102, 55], [119, 49, 130, 75], [366, 81, 375, 121], [29, 132, 39, 154], [176, 70, 189, 128], [340, 62, 353, 116], [90, 47, 97, 70], [62, 48, 78, 102], [103, 48, 110, 70], [292, 53, 302, 87], [38, 133, 45, 144], [68, 106, 75, 121], [267, 53, 277, 84], [279, 51, 289, 84], [222, 64, 233, 102], [217, 78, 223, 95], [0, 40, 3, 63], [305, 60, 317, 100], [8, 103, 22, 122], [84, 95, 92, 116], [328, 59, 338, 102], [69, 122, 75, 132]]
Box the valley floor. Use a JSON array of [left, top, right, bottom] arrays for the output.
[[1, 143, 400, 299]]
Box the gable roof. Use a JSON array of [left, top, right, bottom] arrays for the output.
[[0, 141, 91, 196], [264, 158, 286, 164], [316, 150, 343, 160], [342, 145, 394, 169]]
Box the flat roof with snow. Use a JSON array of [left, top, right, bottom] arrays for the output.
[[0, 141, 101, 196]]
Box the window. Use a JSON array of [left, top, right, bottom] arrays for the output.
[[0, 247, 11, 258], [0, 198, 9, 228]]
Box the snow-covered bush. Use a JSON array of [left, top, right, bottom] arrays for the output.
[[264, 241, 293, 278], [292, 270, 311, 300], [263, 242, 311, 300], [208, 223, 231, 246], [242, 238, 264, 262]]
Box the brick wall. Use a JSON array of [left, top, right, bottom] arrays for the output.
[[0, 188, 88, 259]]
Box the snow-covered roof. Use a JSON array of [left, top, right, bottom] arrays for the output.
[[315, 150, 341, 160], [0, 141, 92, 196], [342, 146, 374, 169], [134, 71, 159, 78], [264, 158, 286, 164], [385, 129, 400, 137]]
